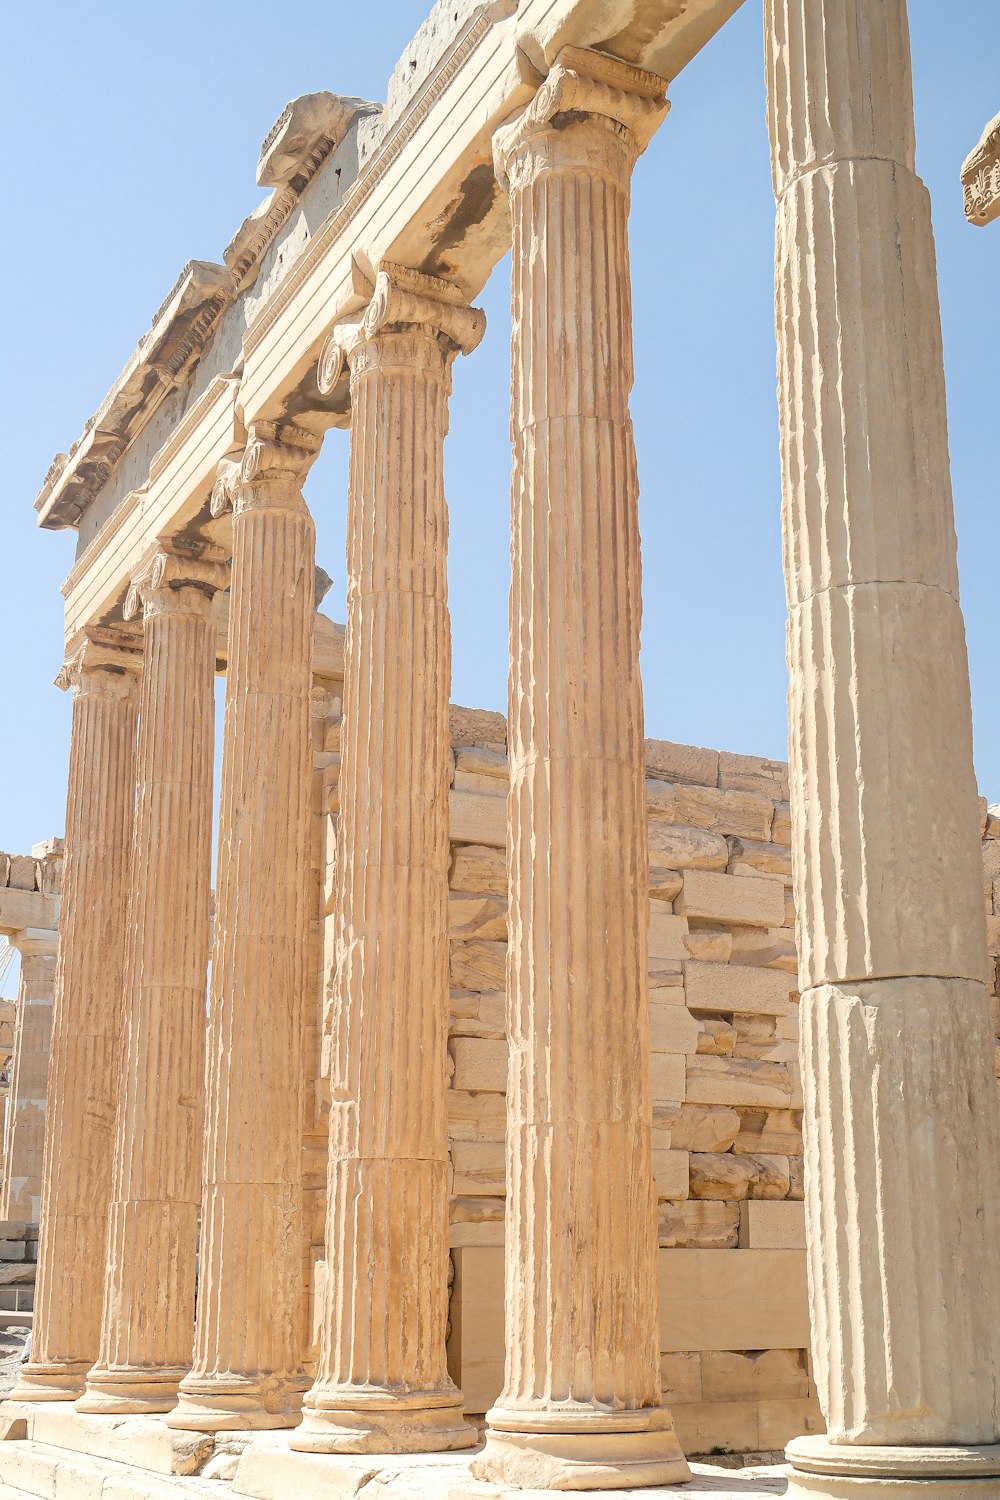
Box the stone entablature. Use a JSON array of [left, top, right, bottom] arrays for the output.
[[962, 111, 1000, 227]]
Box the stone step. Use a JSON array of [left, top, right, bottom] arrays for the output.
[[0, 1441, 226, 1500]]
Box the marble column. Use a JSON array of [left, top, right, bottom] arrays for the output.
[[473, 50, 689, 1492], [0, 931, 58, 1224], [765, 1, 1000, 1494], [168, 425, 321, 1431], [291, 265, 483, 1455], [11, 635, 141, 1400], [78, 546, 228, 1414]]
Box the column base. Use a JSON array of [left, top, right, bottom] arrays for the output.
[[7, 1363, 90, 1402], [786, 1436, 1000, 1500], [472, 1404, 691, 1491], [291, 1387, 476, 1455], [165, 1374, 307, 1432], [75, 1365, 187, 1414]]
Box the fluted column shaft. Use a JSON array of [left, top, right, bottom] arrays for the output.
[[0, 934, 58, 1224], [766, 0, 1000, 1481], [79, 549, 227, 1414], [168, 426, 320, 1432], [12, 643, 140, 1400], [474, 49, 689, 1492], [293, 265, 483, 1456]]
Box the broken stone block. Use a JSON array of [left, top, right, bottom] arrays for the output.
[[649, 823, 729, 872], [658, 1199, 740, 1249], [747, 1153, 791, 1199], [694, 1019, 737, 1056], [451, 843, 506, 895], [683, 924, 733, 963], [689, 1152, 757, 1200], [685, 1055, 794, 1109], [676, 870, 785, 927], [718, 751, 789, 800], [450, 940, 506, 991], [645, 740, 719, 788]]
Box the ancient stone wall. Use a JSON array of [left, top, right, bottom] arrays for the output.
[[302, 694, 1000, 1455]]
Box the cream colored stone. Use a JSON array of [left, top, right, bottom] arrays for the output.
[[649, 1004, 701, 1056], [739, 1200, 806, 1250], [650, 1053, 687, 1104], [450, 1038, 508, 1094], [665, 1106, 741, 1154], [684, 960, 793, 1016], [649, 823, 729, 872], [80, 548, 226, 1415], [449, 789, 506, 848], [689, 1153, 755, 1202], [0, 931, 57, 1224], [685, 1056, 793, 1109], [648, 902, 690, 962], [659, 1249, 810, 1353], [657, 1201, 740, 1250], [676, 871, 785, 928], [450, 940, 507, 992], [694, 1019, 737, 1056], [169, 426, 321, 1434], [449, 894, 507, 941], [718, 752, 789, 801], [732, 1109, 802, 1158], [768, 0, 1000, 1472], [473, 49, 688, 1492], [683, 925, 733, 963], [645, 740, 719, 788], [449, 844, 506, 895], [13, 637, 140, 1403], [701, 1348, 809, 1401], [727, 840, 793, 880], [653, 1149, 690, 1201]]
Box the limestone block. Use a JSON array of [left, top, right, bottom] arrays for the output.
[[649, 823, 729, 872], [771, 802, 792, 846], [648, 902, 690, 961], [450, 1196, 505, 1247], [645, 740, 719, 788], [787, 1158, 804, 1201], [677, 871, 785, 928], [450, 844, 506, 895], [757, 1398, 824, 1449], [653, 1149, 690, 1200], [658, 1249, 811, 1352], [6, 857, 37, 893], [686, 1056, 793, 1109], [454, 745, 508, 783], [733, 1110, 802, 1157], [728, 926, 798, 973], [658, 1201, 740, 1249], [672, 1400, 759, 1456], [449, 706, 506, 753], [685, 960, 793, 1015], [670, 785, 776, 841], [650, 1052, 686, 1104], [739, 1200, 806, 1250], [666, 1106, 741, 1153], [649, 1003, 701, 1056], [689, 1153, 756, 1201], [701, 1348, 809, 1401], [450, 1038, 508, 1094], [446, 1245, 505, 1417], [449, 895, 507, 941], [746, 1154, 790, 1199], [649, 869, 683, 903], [0, 852, 9, 886], [727, 840, 793, 880], [683, 925, 733, 963], [695, 1019, 737, 1056], [660, 1351, 703, 1406], [734, 1040, 798, 1066], [452, 1141, 506, 1197], [718, 752, 789, 801], [449, 789, 505, 848], [450, 940, 506, 992]]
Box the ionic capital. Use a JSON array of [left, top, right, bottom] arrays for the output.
[[210, 425, 322, 518], [56, 628, 143, 697], [124, 545, 229, 622], [494, 46, 668, 189], [317, 263, 485, 395]]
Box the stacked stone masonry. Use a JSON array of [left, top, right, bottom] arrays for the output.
[[302, 698, 1000, 1459]]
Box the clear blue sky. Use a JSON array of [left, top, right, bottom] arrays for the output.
[[2, 1, 997, 870]]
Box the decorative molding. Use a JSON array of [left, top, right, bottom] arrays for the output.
[[961, 112, 1000, 228], [37, 265, 236, 531], [243, 8, 500, 359], [55, 628, 143, 694]]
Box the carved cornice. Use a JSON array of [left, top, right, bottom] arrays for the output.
[[243, 8, 501, 360], [37, 263, 236, 531], [317, 262, 485, 395], [494, 45, 669, 187], [124, 545, 229, 621], [225, 93, 381, 295], [961, 112, 1000, 228]]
